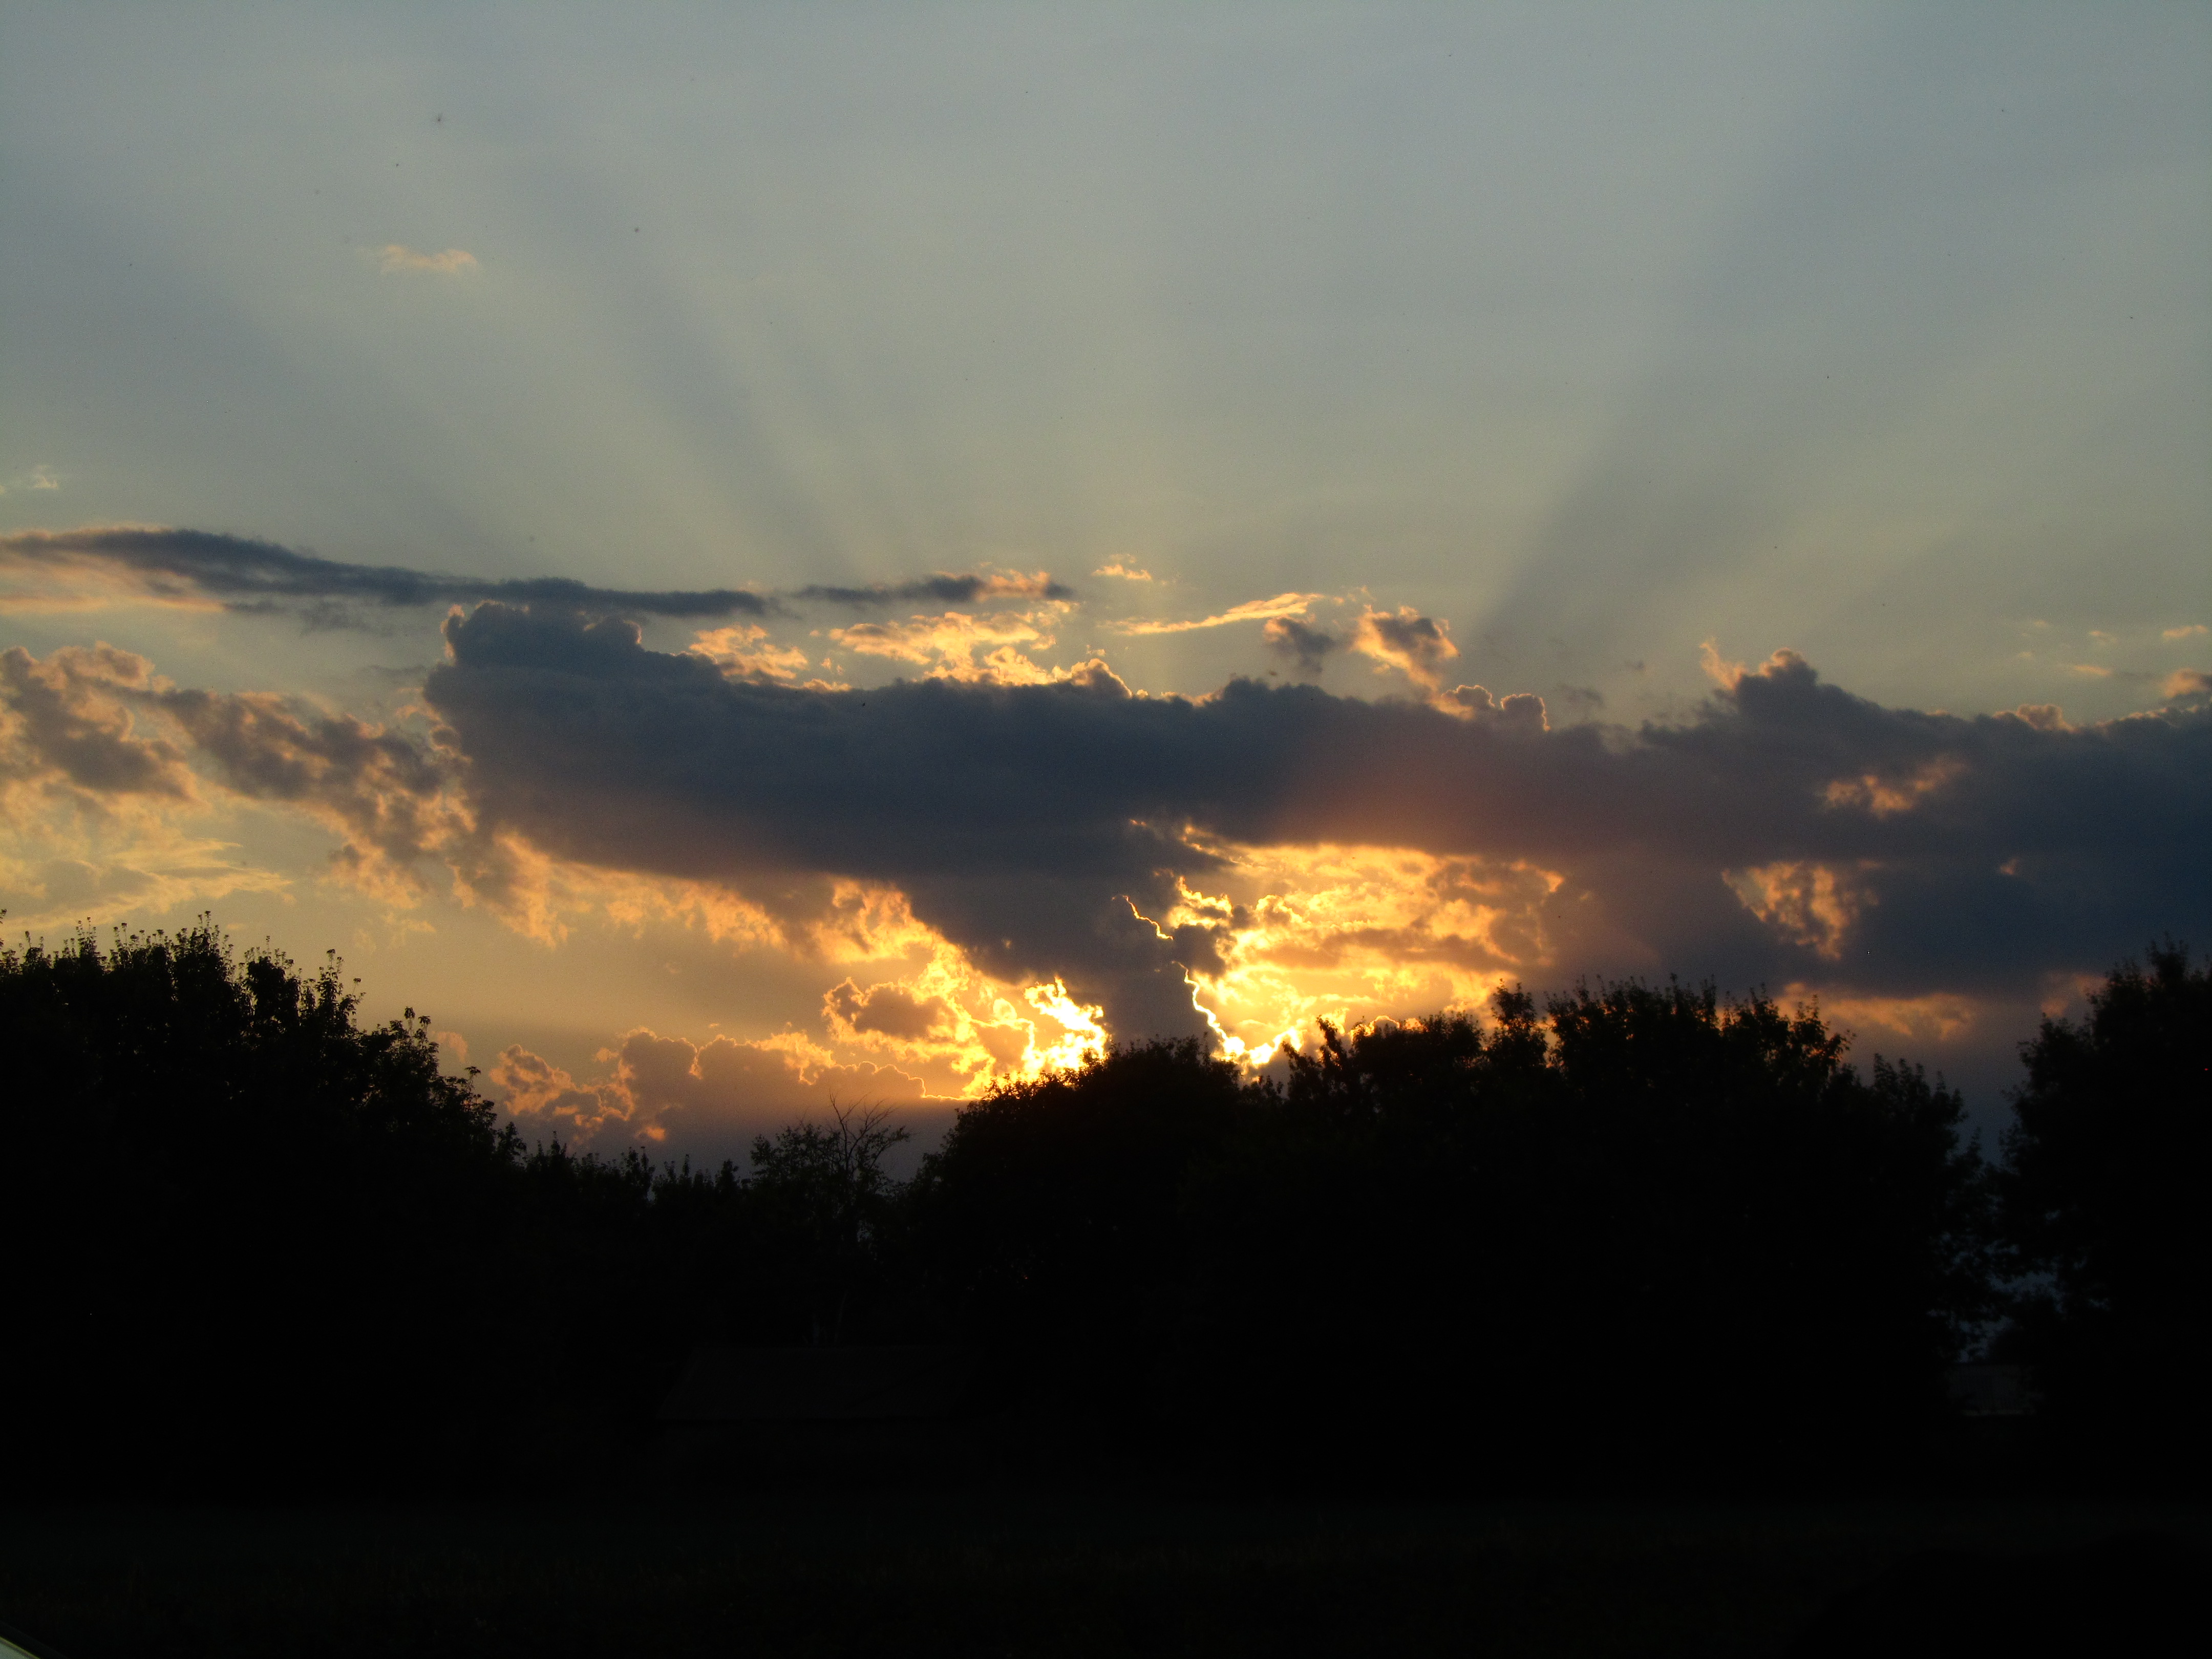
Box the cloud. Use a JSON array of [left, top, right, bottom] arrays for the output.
[[828, 610, 1059, 683], [0, 527, 1075, 628], [419, 606, 2211, 1040], [150, 686, 455, 898], [2164, 624, 2207, 641], [1262, 616, 1339, 674], [1114, 592, 1321, 635], [1, 527, 773, 623], [1, 640, 462, 904], [0, 644, 196, 804], [491, 1027, 929, 1157], [1093, 563, 1153, 582], [376, 245, 479, 275], [1352, 606, 1459, 690], [792, 571, 1071, 607], [688, 624, 815, 683], [2165, 669, 2211, 705]]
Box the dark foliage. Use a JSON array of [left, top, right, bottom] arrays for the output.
[[1994, 941, 2211, 1480], [0, 922, 900, 1495], [919, 984, 1984, 1487], [8, 916, 2193, 1498], [1, 921, 523, 1491]]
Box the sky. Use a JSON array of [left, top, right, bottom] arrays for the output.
[[3, 1, 2207, 1158]]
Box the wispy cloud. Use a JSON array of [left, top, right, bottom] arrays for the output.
[[0, 526, 1077, 628], [376, 244, 479, 275], [0, 464, 61, 498], [1093, 563, 1152, 582], [1114, 592, 1320, 635], [2165, 624, 2207, 641], [794, 571, 1072, 608], [0, 526, 772, 622]]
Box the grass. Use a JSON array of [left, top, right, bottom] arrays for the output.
[[3, 1488, 2207, 1657]]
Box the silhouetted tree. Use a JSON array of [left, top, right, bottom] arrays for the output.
[[1995, 941, 2211, 1480], [0, 920, 523, 1492], [914, 1037, 1248, 1417], [920, 985, 1985, 1487], [745, 1102, 910, 1344]]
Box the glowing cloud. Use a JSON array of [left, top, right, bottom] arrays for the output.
[[1113, 592, 1321, 635], [828, 610, 1060, 683], [689, 624, 815, 682], [1352, 606, 1459, 690]]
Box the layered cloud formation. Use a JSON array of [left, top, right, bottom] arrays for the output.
[[419, 603, 2211, 1049], [5, 529, 2208, 1145]]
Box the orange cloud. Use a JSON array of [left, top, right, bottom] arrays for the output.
[[1351, 606, 1459, 691], [829, 609, 1060, 683], [1145, 843, 1568, 1066], [1113, 592, 1321, 635], [1725, 861, 1871, 959], [689, 623, 814, 682]]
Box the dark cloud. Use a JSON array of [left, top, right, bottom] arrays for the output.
[[792, 572, 1074, 607], [422, 605, 2211, 1038], [2, 527, 773, 621], [1262, 616, 1340, 674], [1, 527, 1072, 624]]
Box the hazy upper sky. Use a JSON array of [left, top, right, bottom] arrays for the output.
[[4, 3, 2206, 1153]]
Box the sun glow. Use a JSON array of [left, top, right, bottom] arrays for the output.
[[1151, 842, 1569, 1066]]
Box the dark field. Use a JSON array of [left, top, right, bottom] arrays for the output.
[[3, 1493, 2205, 1658]]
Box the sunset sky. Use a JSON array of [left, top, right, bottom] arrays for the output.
[[4, 2, 2206, 1158]]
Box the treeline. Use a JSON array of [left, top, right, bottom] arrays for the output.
[[1, 923, 2202, 1495]]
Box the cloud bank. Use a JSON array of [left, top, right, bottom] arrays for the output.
[[9, 598, 2205, 1104], [418, 604, 2210, 1046]]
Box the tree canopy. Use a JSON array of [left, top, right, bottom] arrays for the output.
[[4, 917, 2198, 1495]]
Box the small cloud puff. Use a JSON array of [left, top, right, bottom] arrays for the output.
[[1262, 616, 1339, 674], [2165, 624, 2208, 641], [1094, 563, 1153, 582], [376, 245, 479, 275], [1353, 606, 1459, 691]]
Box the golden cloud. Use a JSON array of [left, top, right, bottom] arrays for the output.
[[829, 609, 1060, 683], [1113, 591, 1321, 635]]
